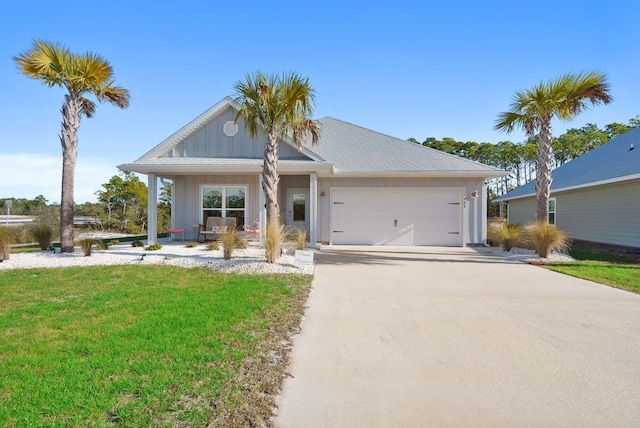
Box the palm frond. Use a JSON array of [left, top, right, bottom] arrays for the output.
[[13, 40, 71, 87], [97, 85, 131, 108], [14, 40, 129, 110], [233, 70, 317, 144], [495, 70, 611, 136], [80, 96, 96, 118]]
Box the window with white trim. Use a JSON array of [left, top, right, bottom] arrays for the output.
[[548, 198, 556, 225], [202, 186, 246, 227]]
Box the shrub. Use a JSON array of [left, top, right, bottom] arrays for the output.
[[264, 222, 287, 264], [109, 240, 120, 246], [522, 220, 569, 258], [146, 243, 162, 251], [96, 241, 109, 250], [488, 223, 521, 252], [186, 241, 199, 248], [0, 227, 13, 260], [131, 240, 144, 248], [290, 227, 308, 251], [220, 227, 247, 260], [207, 241, 219, 251], [77, 238, 96, 256], [4, 225, 30, 245]]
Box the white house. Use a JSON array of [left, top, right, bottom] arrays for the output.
[[120, 97, 506, 247]]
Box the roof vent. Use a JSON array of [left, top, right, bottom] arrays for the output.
[[630, 143, 635, 151], [223, 121, 239, 137]]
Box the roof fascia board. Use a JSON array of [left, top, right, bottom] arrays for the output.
[[330, 170, 508, 179], [118, 162, 334, 176], [498, 173, 640, 202]]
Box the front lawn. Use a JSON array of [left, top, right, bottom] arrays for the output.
[[0, 266, 312, 426], [546, 244, 640, 294]]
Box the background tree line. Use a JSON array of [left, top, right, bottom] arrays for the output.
[[2, 172, 171, 236], [409, 116, 639, 202]]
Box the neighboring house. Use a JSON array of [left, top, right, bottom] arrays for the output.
[[120, 97, 505, 247], [496, 127, 640, 248]]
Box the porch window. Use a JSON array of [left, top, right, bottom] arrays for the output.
[[202, 186, 246, 227], [548, 198, 556, 225]]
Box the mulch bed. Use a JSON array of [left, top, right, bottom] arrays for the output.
[[571, 239, 640, 263]]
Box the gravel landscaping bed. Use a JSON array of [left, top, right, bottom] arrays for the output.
[[488, 247, 575, 264], [0, 240, 315, 275]]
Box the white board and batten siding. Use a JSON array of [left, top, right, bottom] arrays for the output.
[[330, 187, 464, 246], [172, 174, 260, 241], [161, 106, 307, 160]]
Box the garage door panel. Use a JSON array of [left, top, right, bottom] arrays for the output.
[[331, 188, 462, 246]]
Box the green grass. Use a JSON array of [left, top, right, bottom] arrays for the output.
[[0, 266, 312, 426], [546, 244, 640, 294]]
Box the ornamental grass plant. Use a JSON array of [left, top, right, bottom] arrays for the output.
[[290, 227, 308, 251], [77, 238, 96, 256], [0, 226, 12, 260], [220, 227, 248, 260], [522, 220, 569, 258], [488, 222, 521, 252], [265, 222, 287, 263], [29, 223, 55, 250]]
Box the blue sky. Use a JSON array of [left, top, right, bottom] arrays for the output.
[[1, 0, 638, 203]]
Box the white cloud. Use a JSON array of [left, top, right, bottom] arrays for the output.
[[0, 153, 122, 204]]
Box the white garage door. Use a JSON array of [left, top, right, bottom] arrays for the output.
[[331, 188, 462, 246]]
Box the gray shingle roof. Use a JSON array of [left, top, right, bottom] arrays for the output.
[[122, 98, 506, 178], [497, 127, 640, 201], [309, 117, 504, 175]]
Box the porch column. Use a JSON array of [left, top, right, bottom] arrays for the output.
[[147, 173, 158, 245], [481, 183, 488, 243], [309, 172, 318, 248], [259, 174, 266, 245]]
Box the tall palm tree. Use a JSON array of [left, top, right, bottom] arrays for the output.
[[234, 71, 320, 226], [495, 71, 611, 222], [14, 40, 130, 252]]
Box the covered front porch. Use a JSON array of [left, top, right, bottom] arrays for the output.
[[145, 172, 320, 247]]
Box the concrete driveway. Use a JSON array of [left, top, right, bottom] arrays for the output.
[[273, 246, 640, 427]]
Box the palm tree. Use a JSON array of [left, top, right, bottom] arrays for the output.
[[233, 71, 320, 226], [14, 40, 130, 252], [495, 71, 611, 222]]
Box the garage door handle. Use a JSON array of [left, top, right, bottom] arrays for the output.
[[333, 230, 344, 233], [449, 202, 460, 205], [448, 232, 460, 234], [333, 202, 344, 205]]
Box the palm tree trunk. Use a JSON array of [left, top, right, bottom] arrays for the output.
[[535, 120, 554, 223], [59, 94, 81, 252], [262, 132, 280, 226]]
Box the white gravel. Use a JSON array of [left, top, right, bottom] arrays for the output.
[[488, 247, 575, 264], [0, 240, 315, 275]]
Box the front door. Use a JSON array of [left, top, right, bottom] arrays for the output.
[[286, 188, 310, 230]]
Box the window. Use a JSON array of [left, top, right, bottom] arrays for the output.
[[202, 186, 246, 227], [548, 198, 556, 225]]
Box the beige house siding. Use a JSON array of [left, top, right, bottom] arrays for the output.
[[170, 174, 490, 245], [317, 177, 486, 244], [172, 174, 260, 240], [507, 179, 640, 248], [506, 197, 536, 226]]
